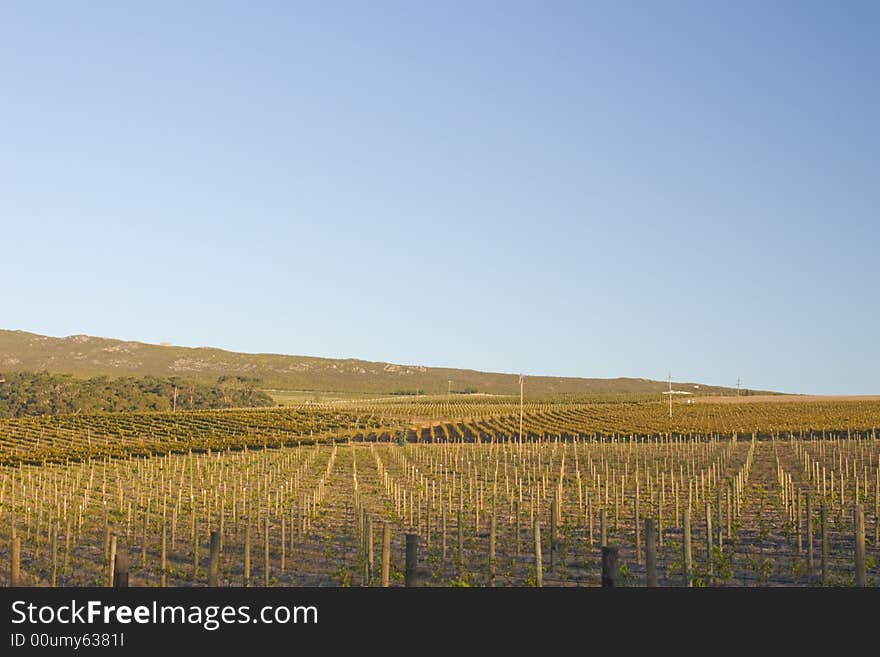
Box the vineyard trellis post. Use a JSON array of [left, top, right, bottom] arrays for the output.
[[645, 518, 657, 587], [405, 533, 418, 587], [601, 545, 618, 587], [682, 508, 692, 587], [208, 530, 220, 586], [854, 504, 866, 587], [10, 535, 21, 586], [113, 550, 129, 588]]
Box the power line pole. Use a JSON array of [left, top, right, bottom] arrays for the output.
[[519, 374, 524, 443], [448, 380, 452, 400], [668, 373, 673, 418], [737, 377, 741, 397]]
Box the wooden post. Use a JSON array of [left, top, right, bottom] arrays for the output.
[[113, 550, 129, 588], [600, 507, 607, 547], [381, 522, 391, 587], [489, 510, 496, 587], [457, 508, 464, 571], [426, 499, 432, 551], [50, 521, 58, 586], [875, 466, 879, 548], [645, 518, 657, 587], [820, 502, 828, 586], [534, 521, 543, 588], [705, 503, 713, 582], [367, 515, 374, 584], [682, 508, 692, 587], [264, 515, 270, 586], [107, 534, 117, 587], [549, 499, 557, 570], [587, 493, 593, 547], [142, 511, 148, 568], [10, 536, 21, 586], [244, 521, 251, 587], [514, 499, 520, 556], [63, 517, 71, 575], [103, 517, 111, 564], [361, 511, 369, 586], [441, 509, 447, 562], [192, 519, 199, 582], [289, 506, 296, 556], [635, 485, 641, 565], [160, 522, 168, 587], [806, 492, 814, 577], [280, 517, 286, 572], [854, 504, 866, 587], [208, 530, 220, 586], [405, 533, 418, 587], [601, 545, 619, 587], [726, 482, 732, 542]]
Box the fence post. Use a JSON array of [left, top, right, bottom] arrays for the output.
[[113, 550, 129, 588], [820, 502, 828, 585], [635, 487, 641, 565], [244, 522, 251, 587], [601, 545, 619, 587], [107, 535, 117, 587], [50, 521, 58, 586], [855, 504, 866, 587], [806, 492, 814, 577], [160, 522, 168, 587], [264, 515, 270, 586], [489, 511, 496, 587], [367, 515, 374, 584], [534, 521, 543, 588], [381, 522, 391, 587], [192, 518, 200, 582], [514, 499, 520, 556], [441, 509, 447, 562], [457, 509, 464, 573], [682, 508, 692, 587], [10, 536, 21, 586], [796, 489, 802, 554], [705, 503, 713, 583], [645, 518, 657, 587], [208, 530, 220, 587], [405, 533, 418, 587]]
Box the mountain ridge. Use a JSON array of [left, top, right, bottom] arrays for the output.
[[0, 328, 771, 397]]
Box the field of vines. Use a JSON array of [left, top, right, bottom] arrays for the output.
[[1, 397, 879, 587], [1, 396, 879, 466]]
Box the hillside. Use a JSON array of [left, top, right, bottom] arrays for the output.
[[0, 329, 765, 397]]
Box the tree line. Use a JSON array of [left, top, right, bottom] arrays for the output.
[[0, 371, 275, 417]]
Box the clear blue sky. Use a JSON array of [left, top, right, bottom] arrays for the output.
[[2, 1, 877, 394]]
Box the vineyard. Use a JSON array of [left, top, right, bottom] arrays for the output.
[[1, 395, 879, 466], [1, 396, 879, 587]]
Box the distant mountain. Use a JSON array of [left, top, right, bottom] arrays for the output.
[[0, 329, 765, 397]]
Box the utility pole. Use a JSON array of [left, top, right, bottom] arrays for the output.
[[668, 373, 673, 418], [737, 377, 741, 397], [448, 380, 452, 399], [519, 374, 524, 443]]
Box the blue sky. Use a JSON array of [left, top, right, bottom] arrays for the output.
[[2, 1, 877, 394]]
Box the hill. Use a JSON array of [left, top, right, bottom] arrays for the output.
[[0, 329, 766, 397]]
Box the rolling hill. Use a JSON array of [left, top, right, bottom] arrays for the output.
[[0, 329, 765, 398]]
